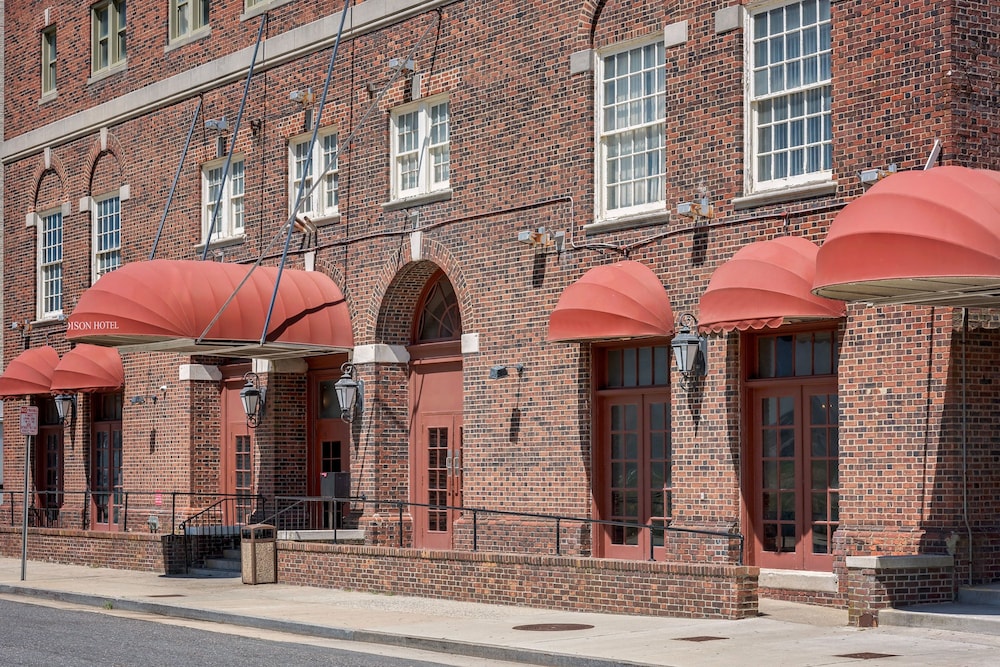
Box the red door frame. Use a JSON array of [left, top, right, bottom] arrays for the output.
[[594, 389, 671, 560], [220, 365, 253, 525], [741, 325, 840, 571], [408, 341, 462, 550], [307, 359, 352, 529]]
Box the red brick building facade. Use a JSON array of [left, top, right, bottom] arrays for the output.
[[1, 0, 998, 622]]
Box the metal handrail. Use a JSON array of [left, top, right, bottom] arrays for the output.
[[272, 495, 745, 565]]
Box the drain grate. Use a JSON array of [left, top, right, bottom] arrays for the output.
[[674, 636, 728, 642], [512, 623, 594, 632], [835, 653, 899, 660]]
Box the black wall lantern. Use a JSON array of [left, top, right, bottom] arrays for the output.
[[54, 393, 76, 425], [334, 362, 363, 423], [240, 371, 266, 428], [671, 313, 707, 389]]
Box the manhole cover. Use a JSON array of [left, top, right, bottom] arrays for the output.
[[674, 636, 728, 642], [512, 623, 594, 632], [835, 653, 899, 660], [146, 594, 185, 598]]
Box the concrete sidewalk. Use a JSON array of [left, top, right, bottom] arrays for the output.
[[2, 557, 1000, 666]]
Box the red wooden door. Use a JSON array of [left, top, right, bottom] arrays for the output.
[[750, 382, 838, 570], [221, 374, 254, 525], [597, 391, 671, 560], [409, 353, 462, 550], [310, 371, 351, 528]]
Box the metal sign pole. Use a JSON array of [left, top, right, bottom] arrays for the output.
[[21, 433, 30, 581], [19, 405, 38, 581]]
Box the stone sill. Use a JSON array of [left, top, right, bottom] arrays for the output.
[[846, 554, 954, 571]]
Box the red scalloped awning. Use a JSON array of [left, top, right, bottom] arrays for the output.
[[0, 346, 59, 398], [814, 166, 1000, 306], [699, 236, 845, 334], [50, 344, 124, 394], [547, 261, 675, 342], [67, 260, 353, 360]]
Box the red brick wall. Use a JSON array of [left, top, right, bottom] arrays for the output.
[[278, 540, 759, 620]]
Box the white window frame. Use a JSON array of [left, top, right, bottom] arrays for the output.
[[390, 95, 450, 201], [745, 0, 833, 194], [288, 130, 339, 221], [41, 26, 57, 96], [202, 155, 246, 244], [92, 193, 121, 282], [91, 0, 126, 75], [170, 0, 209, 42], [595, 36, 666, 223], [37, 208, 64, 320]]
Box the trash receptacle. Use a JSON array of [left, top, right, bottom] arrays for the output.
[[241, 524, 276, 584]]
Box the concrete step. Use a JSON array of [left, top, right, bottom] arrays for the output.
[[185, 566, 241, 578], [202, 556, 241, 572], [879, 602, 1000, 634], [222, 548, 241, 560], [879, 584, 1000, 635], [957, 583, 1000, 607]]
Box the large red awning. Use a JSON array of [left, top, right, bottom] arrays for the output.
[[813, 166, 1000, 307], [699, 236, 845, 334], [0, 346, 59, 398], [67, 260, 353, 360], [547, 261, 675, 342], [50, 344, 124, 393]]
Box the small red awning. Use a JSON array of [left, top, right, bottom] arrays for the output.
[[67, 259, 353, 360], [0, 346, 59, 398], [814, 166, 1000, 306], [699, 237, 845, 334], [50, 344, 124, 394], [547, 261, 675, 342]]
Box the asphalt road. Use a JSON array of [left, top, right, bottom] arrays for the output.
[[0, 597, 528, 667]]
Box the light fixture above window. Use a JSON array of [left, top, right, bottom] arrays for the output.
[[334, 362, 364, 424], [671, 313, 707, 389], [240, 372, 266, 429]]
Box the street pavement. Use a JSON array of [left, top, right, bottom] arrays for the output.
[[2, 556, 1000, 666]]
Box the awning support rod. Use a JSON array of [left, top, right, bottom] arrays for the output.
[[262, 0, 352, 345], [199, 13, 268, 262], [150, 97, 202, 260]]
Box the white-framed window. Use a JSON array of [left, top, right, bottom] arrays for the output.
[[390, 96, 450, 200], [38, 209, 63, 319], [92, 0, 126, 74], [170, 0, 209, 42], [596, 37, 666, 221], [93, 194, 121, 280], [41, 26, 57, 95], [202, 156, 245, 243], [288, 130, 339, 220], [747, 0, 832, 193]]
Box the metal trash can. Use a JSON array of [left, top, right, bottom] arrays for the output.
[[240, 524, 276, 585]]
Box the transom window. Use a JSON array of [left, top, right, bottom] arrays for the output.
[[202, 156, 245, 243], [170, 0, 209, 42], [416, 273, 461, 342], [391, 96, 450, 200], [597, 38, 665, 221], [92, 0, 126, 75], [289, 130, 339, 220], [753, 330, 838, 379], [41, 27, 57, 95], [748, 0, 832, 191], [38, 209, 63, 319], [93, 194, 121, 280]]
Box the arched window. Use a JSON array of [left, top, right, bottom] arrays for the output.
[[415, 273, 461, 342]]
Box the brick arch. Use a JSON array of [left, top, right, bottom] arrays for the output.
[[370, 237, 474, 347], [31, 155, 69, 212], [84, 131, 127, 195]]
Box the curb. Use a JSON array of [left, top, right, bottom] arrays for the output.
[[0, 584, 656, 667]]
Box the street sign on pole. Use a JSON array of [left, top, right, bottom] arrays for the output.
[[19, 406, 38, 436]]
